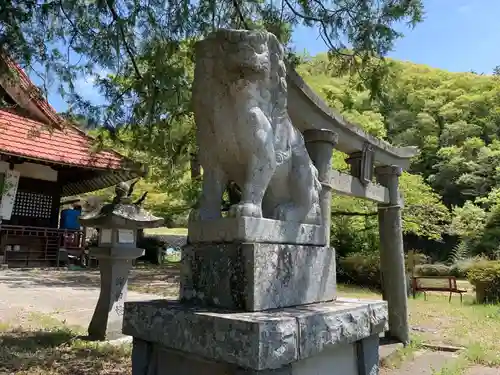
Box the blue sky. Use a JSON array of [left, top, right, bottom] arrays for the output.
[[292, 0, 500, 74], [37, 0, 500, 112]]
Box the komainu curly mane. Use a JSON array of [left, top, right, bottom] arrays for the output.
[[192, 29, 322, 225]]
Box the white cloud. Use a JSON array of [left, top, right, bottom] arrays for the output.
[[73, 69, 110, 104], [74, 76, 97, 97]]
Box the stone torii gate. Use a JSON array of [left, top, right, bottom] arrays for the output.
[[290, 69, 418, 344]]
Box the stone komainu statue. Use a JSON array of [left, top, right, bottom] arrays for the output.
[[192, 29, 322, 225]]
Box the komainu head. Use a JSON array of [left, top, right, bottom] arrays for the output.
[[197, 30, 283, 78], [195, 29, 288, 120]]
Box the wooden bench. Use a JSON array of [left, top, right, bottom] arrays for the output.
[[412, 276, 467, 303]]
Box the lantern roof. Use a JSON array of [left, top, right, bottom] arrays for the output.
[[79, 182, 164, 229]]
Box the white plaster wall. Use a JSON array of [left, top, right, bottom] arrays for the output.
[[0, 161, 58, 181], [0, 169, 20, 220], [292, 343, 358, 375]]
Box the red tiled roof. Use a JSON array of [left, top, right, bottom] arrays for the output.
[[0, 56, 137, 171], [0, 109, 124, 169], [3, 56, 65, 128]]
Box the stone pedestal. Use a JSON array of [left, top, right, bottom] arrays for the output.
[[125, 218, 388, 375], [180, 242, 336, 311], [124, 28, 390, 374], [87, 246, 144, 340], [124, 298, 387, 375], [188, 217, 326, 246]]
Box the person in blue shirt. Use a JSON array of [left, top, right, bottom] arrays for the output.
[[60, 204, 82, 230]]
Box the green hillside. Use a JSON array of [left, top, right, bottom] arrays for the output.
[[89, 54, 500, 260], [298, 54, 500, 258], [300, 55, 500, 208]]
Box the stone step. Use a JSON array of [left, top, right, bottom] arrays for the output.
[[379, 341, 404, 362]]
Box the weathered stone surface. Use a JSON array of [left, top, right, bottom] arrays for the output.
[[293, 343, 358, 375], [135, 344, 295, 375], [155, 346, 236, 375], [293, 300, 387, 359], [122, 298, 388, 370], [376, 166, 409, 344], [180, 242, 336, 311], [191, 29, 321, 225], [303, 129, 337, 246], [356, 334, 380, 375], [123, 299, 297, 370], [187, 217, 326, 246], [88, 249, 143, 340], [131, 340, 364, 375]]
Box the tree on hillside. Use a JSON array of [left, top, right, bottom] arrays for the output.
[[300, 54, 500, 210], [296, 54, 500, 256], [0, 0, 425, 229], [330, 169, 450, 256]]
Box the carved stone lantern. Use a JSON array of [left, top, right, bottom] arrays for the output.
[[79, 181, 163, 341]]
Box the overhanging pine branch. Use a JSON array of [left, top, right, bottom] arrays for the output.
[[105, 0, 142, 80]]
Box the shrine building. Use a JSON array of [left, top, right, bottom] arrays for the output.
[[0, 56, 144, 267]]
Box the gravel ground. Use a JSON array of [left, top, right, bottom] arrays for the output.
[[0, 269, 160, 327]]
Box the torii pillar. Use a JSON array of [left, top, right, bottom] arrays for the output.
[[375, 165, 409, 345]]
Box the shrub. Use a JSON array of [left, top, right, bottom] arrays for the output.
[[84, 231, 167, 265], [449, 256, 489, 278], [339, 251, 425, 290], [473, 207, 500, 259], [414, 263, 451, 277], [412, 257, 489, 278], [406, 251, 430, 272], [338, 253, 382, 290], [467, 260, 500, 303], [447, 241, 471, 264], [138, 235, 167, 265]]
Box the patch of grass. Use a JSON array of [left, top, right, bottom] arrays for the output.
[[380, 337, 423, 369], [339, 282, 500, 370], [410, 296, 500, 366], [165, 253, 181, 263], [128, 263, 180, 297], [143, 227, 188, 236], [432, 356, 469, 375], [0, 314, 131, 375], [464, 341, 500, 367], [337, 284, 381, 299], [25, 312, 81, 331]]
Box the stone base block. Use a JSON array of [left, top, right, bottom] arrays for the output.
[[180, 242, 336, 311], [188, 217, 326, 246], [123, 298, 388, 372], [132, 339, 377, 375]]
